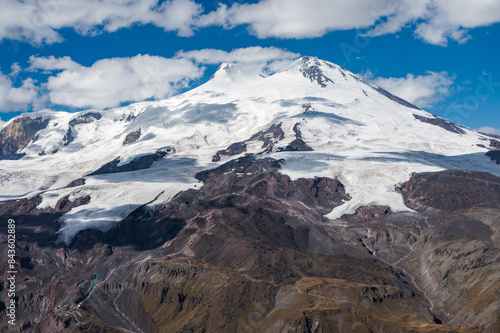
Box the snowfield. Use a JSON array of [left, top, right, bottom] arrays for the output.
[[1, 56, 498, 243]]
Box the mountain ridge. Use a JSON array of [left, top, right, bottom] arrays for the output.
[[0, 56, 498, 243]]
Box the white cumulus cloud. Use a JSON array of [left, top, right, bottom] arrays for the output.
[[1, 0, 499, 46], [0, 0, 202, 44], [0, 72, 38, 112], [198, 0, 500, 45], [176, 46, 300, 74], [28, 55, 80, 72], [177, 46, 298, 64], [365, 71, 455, 108], [29, 55, 204, 109], [199, 0, 392, 39], [413, 0, 500, 45]]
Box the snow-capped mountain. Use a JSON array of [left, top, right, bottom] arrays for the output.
[[2, 56, 500, 332], [1, 56, 498, 243]]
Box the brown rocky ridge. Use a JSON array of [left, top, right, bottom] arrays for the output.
[[1, 156, 499, 332]]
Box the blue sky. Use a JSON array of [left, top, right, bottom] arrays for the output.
[[0, 0, 499, 133]]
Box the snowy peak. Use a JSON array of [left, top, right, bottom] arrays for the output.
[[295, 56, 336, 88], [210, 63, 233, 80], [208, 61, 269, 85], [282, 56, 358, 86], [206, 55, 419, 114], [276, 56, 421, 111]]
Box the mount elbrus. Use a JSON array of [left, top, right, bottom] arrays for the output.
[[1, 57, 499, 332]]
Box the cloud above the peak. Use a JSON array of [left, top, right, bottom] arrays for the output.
[[29, 54, 204, 109], [198, 0, 390, 39], [364, 71, 455, 108], [177, 47, 299, 65], [197, 0, 500, 45], [176, 46, 300, 74]]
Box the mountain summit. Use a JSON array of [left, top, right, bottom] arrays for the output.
[[1, 56, 497, 242], [1, 57, 500, 332]]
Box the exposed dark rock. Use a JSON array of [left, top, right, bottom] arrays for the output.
[[486, 150, 500, 164], [63, 113, 102, 146], [344, 206, 392, 221], [122, 129, 141, 145], [301, 103, 314, 112], [479, 132, 500, 140], [338, 67, 348, 80], [68, 112, 102, 127], [279, 122, 313, 152], [89, 147, 173, 175], [292, 122, 304, 138], [300, 58, 334, 88], [0, 117, 50, 160], [280, 138, 313, 151], [212, 124, 285, 162], [19, 257, 34, 270], [248, 123, 285, 150], [212, 142, 247, 162], [0, 194, 91, 247], [401, 170, 500, 211], [210, 63, 228, 80], [55, 195, 91, 212], [413, 114, 466, 134], [373, 86, 421, 110], [490, 139, 500, 150], [65, 178, 86, 188], [0, 194, 91, 216], [62, 126, 75, 146]]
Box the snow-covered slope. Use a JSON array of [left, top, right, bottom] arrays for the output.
[[1, 56, 498, 243]]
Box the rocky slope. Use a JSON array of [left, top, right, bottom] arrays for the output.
[[1, 157, 499, 332]]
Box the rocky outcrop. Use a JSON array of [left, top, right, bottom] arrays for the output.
[[0, 117, 50, 159], [490, 139, 500, 149], [212, 124, 285, 162], [65, 178, 86, 188], [413, 114, 466, 134], [401, 170, 500, 211], [0, 194, 91, 247], [68, 112, 102, 126], [278, 122, 313, 152], [123, 129, 141, 145], [89, 147, 173, 175], [212, 141, 247, 162], [63, 112, 102, 146], [373, 86, 421, 110], [55, 195, 91, 212], [486, 150, 500, 164], [299, 57, 335, 88], [62, 126, 75, 146]]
